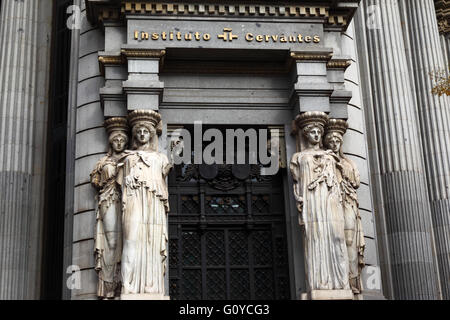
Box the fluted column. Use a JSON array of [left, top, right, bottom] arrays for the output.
[[0, 0, 52, 299], [439, 35, 449, 68], [360, 0, 440, 299], [400, 0, 450, 299]]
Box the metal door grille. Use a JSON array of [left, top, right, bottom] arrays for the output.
[[168, 164, 290, 300]]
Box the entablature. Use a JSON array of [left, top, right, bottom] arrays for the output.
[[86, 0, 360, 31]]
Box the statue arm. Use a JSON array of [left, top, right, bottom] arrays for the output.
[[161, 153, 173, 178], [353, 164, 361, 189], [90, 158, 105, 190], [116, 161, 124, 187], [290, 154, 304, 225], [346, 158, 361, 189]]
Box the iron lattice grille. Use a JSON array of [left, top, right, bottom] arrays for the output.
[[168, 164, 290, 300]]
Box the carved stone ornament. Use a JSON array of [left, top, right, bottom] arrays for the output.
[[91, 111, 173, 300], [91, 117, 129, 299], [324, 119, 365, 298], [118, 110, 173, 300], [289, 111, 358, 300]]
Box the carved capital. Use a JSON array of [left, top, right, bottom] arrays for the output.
[[104, 117, 129, 135], [327, 59, 352, 70]]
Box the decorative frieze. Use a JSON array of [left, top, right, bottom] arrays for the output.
[[290, 51, 333, 61], [121, 48, 166, 59], [122, 2, 330, 18], [327, 59, 352, 70], [87, 1, 358, 30]]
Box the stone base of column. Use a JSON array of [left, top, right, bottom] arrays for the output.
[[120, 293, 170, 300], [301, 290, 354, 300]]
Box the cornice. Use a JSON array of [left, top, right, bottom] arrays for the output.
[[326, 59, 352, 70], [290, 51, 333, 61], [98, 49, 167, 74], [86, 0, 360, 30], [121, 48, 167, 58]]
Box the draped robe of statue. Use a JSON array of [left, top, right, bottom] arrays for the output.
[[91, 156, 123, 298], [290, 149, 350, 291], [338, 157, 365, 294], [118, 150, 172, 295]]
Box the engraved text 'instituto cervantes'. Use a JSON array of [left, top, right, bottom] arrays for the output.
[[134, 28, 321, 43]]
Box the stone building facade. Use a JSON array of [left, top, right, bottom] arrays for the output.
[[0, 0, 448, 300]]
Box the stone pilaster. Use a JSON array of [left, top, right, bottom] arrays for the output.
[[122, 49, 166, 111], [0, 0, 53, 299], [359, 0, 440, 300], [290, 51, 334, 115], [400, 0, 450, 299]]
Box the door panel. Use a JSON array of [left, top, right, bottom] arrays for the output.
[[168, 163, 290, 300]]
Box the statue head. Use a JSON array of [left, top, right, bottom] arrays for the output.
[[104, 117, 129, 155], [324, 132, 343, 154], [324, 119, 348, 157], [132, 123, 155, 146], [294, 111, 329, 148], [128, 110, 162, 151], [110, 131, 128, 153], [303, 124, 324, 145]]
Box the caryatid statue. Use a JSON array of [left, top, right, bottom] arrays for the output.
[[91, 117, 129, 299], [290, 112, 352, 300], [118, 110, 172, 299], [325, 119, 365, 298]]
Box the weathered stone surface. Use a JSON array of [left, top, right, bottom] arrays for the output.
[[0, 0, 53, 299], [72, 239, 95, 270], [357, 0, 440, 299], [400, 0, 450, 299], [74, 184, 96, 214], [76, 102, 104, 133], [75, 128, 108, 159], [73, 211, 95, 242]]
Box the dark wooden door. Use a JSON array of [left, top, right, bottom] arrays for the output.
[[168, 164, 290, 300]]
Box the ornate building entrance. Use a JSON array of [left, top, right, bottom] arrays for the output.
[[168, 162, 290, 300]]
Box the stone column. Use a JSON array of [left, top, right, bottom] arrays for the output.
[[400, 0, 450, 299], [359, 0, 440, 300], [0, 0, 53, 299]]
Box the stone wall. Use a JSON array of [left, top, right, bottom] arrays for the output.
[[66, 0, 383, 300], [69, 0, 106, 300]]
